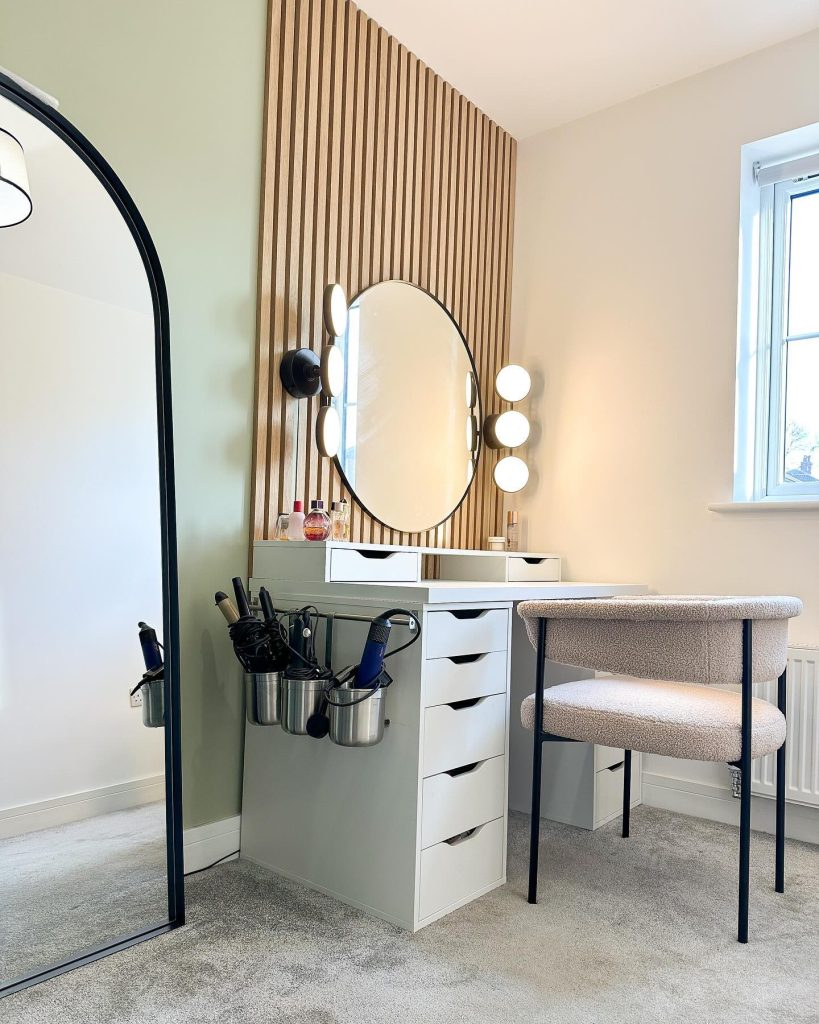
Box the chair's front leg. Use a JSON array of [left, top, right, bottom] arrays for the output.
[[528, 618, 547, 905], [622, 750, 631, 838], [738, 618, 753, 943], [776, 669, 787, 894]]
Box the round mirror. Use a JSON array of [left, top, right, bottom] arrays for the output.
[[335, 281, 479, 534]]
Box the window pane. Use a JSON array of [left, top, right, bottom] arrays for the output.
[[783, 338, 819, 484], [787, 189, 819, 337]]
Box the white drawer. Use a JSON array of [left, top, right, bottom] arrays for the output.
[[595, 743, 624, 771], [594, 760, 625, 826], [423, 650, 507, 707], [419, 816, 505, 921], [425, 608, 509, 660], [423, 693, 506, 777], [507, 556, 561, 583], [328, 546, 420, 583], [421, 756, 506, 849]]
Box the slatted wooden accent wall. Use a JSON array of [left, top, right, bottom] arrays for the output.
[[251, 0, 516, 548]]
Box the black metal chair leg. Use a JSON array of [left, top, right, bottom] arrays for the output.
[[738, 619, 753, 943], [528, 618, 547, 905], [622, 750, 631, 838], [776, 669, 786, 894]]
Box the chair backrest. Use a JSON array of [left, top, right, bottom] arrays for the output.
[[517, 595, 802, 686]]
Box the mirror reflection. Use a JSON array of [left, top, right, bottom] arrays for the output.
[[335, 281, 479, 534], [0, 95, 169, 986]]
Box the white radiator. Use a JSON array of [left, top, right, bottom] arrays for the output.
[[752, 646, 819, 807]]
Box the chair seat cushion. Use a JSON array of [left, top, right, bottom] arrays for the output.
[[520, 677, 785, 762]]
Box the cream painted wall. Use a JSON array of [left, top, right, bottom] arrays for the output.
[[511, 30, 819, 796], [0, 0, 268, 827]]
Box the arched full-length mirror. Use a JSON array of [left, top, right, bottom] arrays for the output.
[[0, 75, 182, 996], [334, 281, 480, 534]]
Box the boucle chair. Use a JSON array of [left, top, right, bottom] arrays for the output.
[[517, 595, 802, 943]]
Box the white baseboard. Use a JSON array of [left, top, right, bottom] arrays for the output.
[[183, 815, 241, 874], [0, 775, 165, 840], [642, 771, 819, 845]]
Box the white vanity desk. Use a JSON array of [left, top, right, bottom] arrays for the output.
[[240, 541, 645, 931]]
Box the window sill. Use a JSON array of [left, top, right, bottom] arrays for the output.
[[708, 500, 819, 513]]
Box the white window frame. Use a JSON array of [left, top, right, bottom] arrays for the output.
[[762, 176, 819, 498], [734, 132, 819, 504]]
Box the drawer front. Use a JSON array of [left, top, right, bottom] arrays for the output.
[[425, 608, 509, 660], [424, 650, 507, 707], [595, 743, 625, 772], [423, 693, 506, 777], [329, 547, 420, 583], [507, 556, 561, 583], [421, 756, 506, 849], [419, 816, 505, 921], [594, 760, 625, 825]]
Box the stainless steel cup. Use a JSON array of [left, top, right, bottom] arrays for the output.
[[281, 675, 326, 735], [245, 671, 282, 726], [142, 678, 165, 728], [328, 686, 385, 747]]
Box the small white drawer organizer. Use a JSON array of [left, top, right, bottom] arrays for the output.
[[240, 540, 645, 932]]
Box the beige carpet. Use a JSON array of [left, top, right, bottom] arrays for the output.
[[4, 807, 818, 1023]]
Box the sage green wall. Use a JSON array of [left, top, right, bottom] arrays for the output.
[[1, 0, 268, 827]]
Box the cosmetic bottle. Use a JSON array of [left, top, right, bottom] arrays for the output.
[[286, 500, 305, 541], [303, 499, 331, 541], [330, 499, 349, 541], [506, 510, 519, 552], [275, 512, 290, 541]]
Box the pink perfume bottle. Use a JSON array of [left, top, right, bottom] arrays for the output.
[[303, 499, 331, 541]]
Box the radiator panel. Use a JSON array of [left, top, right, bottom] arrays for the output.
[[752, 647, 819, 807]]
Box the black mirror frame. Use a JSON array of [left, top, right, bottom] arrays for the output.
[[0, 70, 184, 998]]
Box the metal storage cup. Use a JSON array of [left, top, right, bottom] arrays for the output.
[[245, 671, 282, 726], [281, 675, 326, 735], [328, 686, 385, 747], [142, 678, 165, 728]]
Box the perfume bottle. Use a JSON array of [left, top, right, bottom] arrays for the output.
[[275, 511, 290, 541], [303, 499, 331, 541], [330, 499, 349, 541], [286, 500, 305, 541], [506, 510, 519, 552]]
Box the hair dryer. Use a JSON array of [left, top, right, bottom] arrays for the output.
[[138, 622, 163, 672], [354, 614, 392, 688]]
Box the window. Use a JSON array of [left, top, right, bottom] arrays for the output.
[[735, 139, 819, 502]]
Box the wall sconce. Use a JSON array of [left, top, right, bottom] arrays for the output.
[[280, 283, 347, 406], [0, 127, 32, 227], [485, 363, 531, 491]]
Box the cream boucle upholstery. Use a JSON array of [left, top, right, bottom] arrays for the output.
[[521, 677, 786, 761], [518, 595, 802, 686]]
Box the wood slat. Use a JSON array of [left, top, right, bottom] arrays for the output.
[[251, 0, 516, 551]]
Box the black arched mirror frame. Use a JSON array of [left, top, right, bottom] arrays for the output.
[[0, 70, 184, 998]]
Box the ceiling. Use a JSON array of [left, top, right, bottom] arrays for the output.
[[358, 0, 819, 138], [0, 95, 150, 314]]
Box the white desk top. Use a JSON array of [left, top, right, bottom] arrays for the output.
[[259, 578, 647, 606]]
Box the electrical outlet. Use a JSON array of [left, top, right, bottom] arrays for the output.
[[130, 688, 143, 709]]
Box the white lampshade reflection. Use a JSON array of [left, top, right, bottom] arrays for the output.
[[493, 410, 529, 448], [316, 403, 341, 458], [320, 344, 344, 397], [465, 371, 477, 409], [495, 364, 531, 402], [493, 455, 529, 493], [323, 283, 348, 337], [0, 128, 32, 227]]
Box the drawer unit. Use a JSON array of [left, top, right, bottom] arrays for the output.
[[423, 650, 507, 707], [329, 546, 420, 583], [421, 756, 506, 849], [425, 608, 509, 660], [423, 693, 506, 777], [593, 756, 640, 827], [419, 816, 505, 921], [507, 555, 561, 583]]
